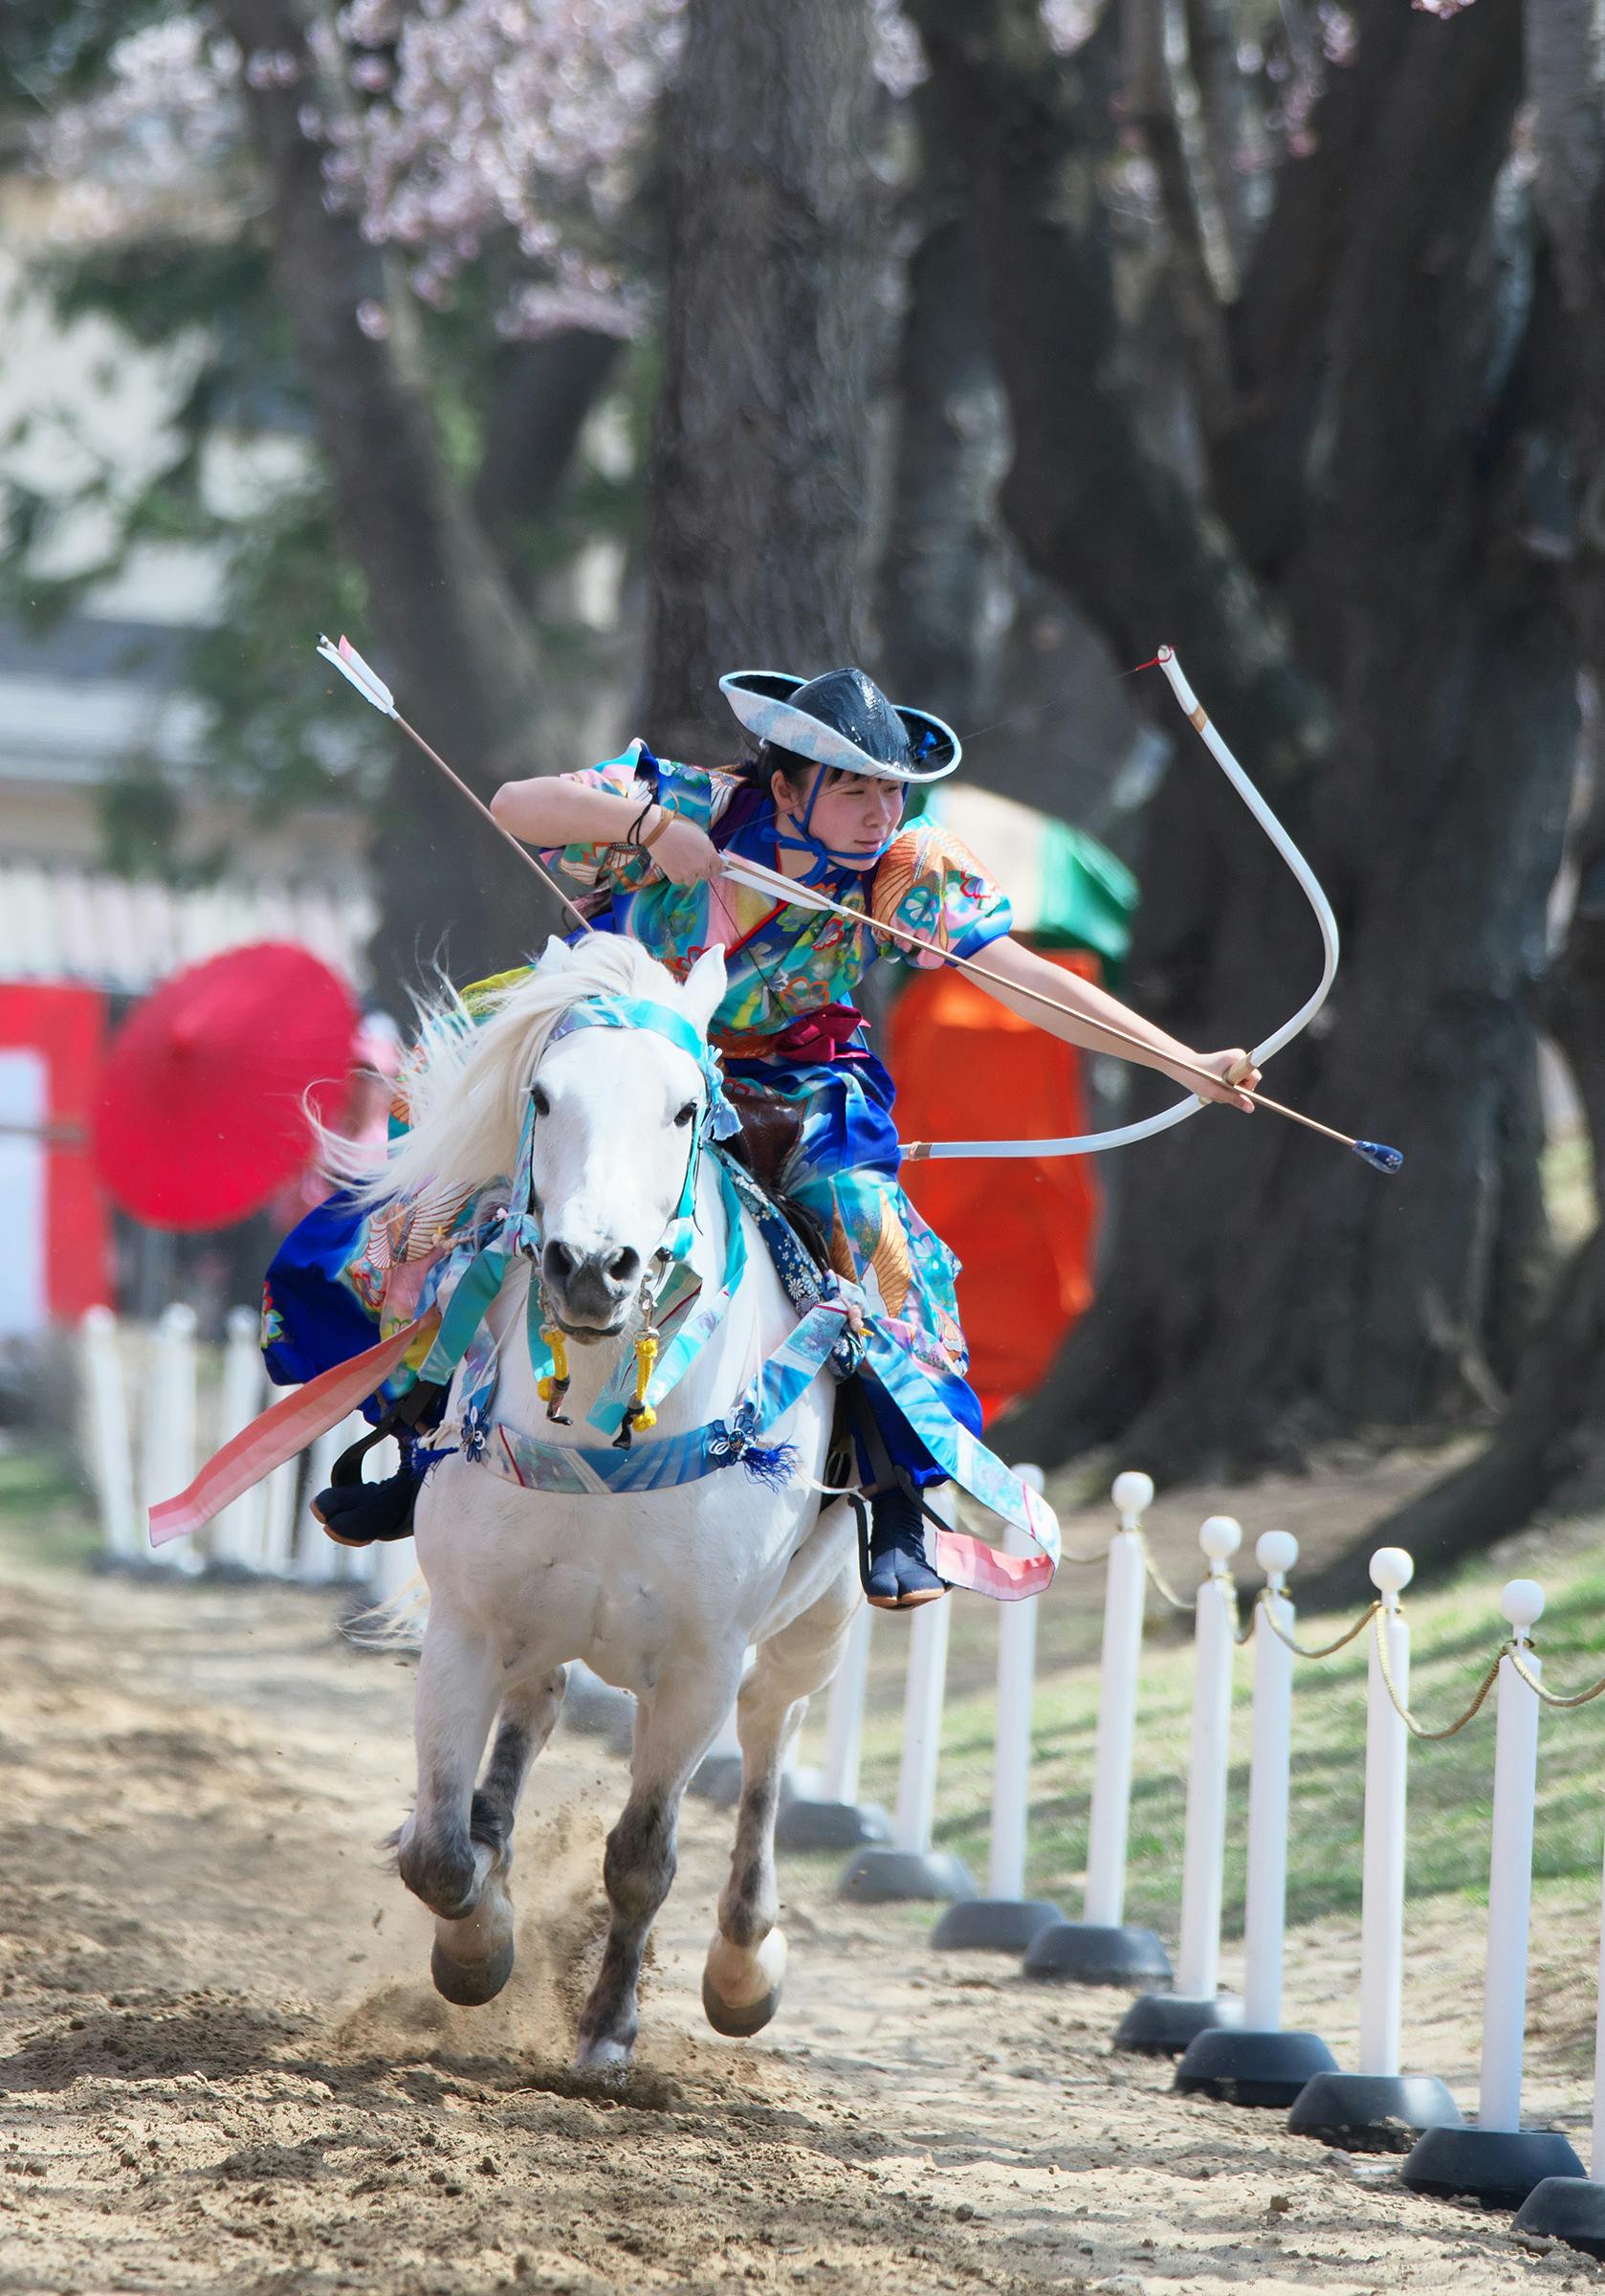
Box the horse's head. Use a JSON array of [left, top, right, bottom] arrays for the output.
[[527, 939, 731, 1337]]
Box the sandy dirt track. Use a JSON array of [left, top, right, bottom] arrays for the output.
[[0, 1553, 1598, 2296]]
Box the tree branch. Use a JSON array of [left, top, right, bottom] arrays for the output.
[[217, 0, 556, 985]]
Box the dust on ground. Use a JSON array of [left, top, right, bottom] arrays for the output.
[[0, 1534, 1596, 2296]]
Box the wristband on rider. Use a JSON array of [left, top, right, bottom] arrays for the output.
[[637, 805, 675, 852]]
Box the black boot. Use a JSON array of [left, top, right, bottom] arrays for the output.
[[313, 1456, 425, 1547], [861, 1483, 948, 1610]]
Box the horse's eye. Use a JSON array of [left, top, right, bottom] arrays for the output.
[[531, 1085, 550, 1118], [674, 1101, 698, 1129]]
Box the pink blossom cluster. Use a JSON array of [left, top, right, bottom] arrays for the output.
[[320, 0, 687, 327], [33, 18, 244, 227], [34, 2, 924, 325]]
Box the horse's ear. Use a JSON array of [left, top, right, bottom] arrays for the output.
[[536, 936, 574, 975], [679, 945, 728, 1034]]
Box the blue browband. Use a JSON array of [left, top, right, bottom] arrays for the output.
[[546, 994, 740, 1261]]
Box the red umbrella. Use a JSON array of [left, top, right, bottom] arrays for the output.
[[93, 942, 361, 1230]]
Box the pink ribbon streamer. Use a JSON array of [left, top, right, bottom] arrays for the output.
[[147, 1317, 428, 1547]]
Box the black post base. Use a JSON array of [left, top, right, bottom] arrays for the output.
[[1513, 2176, 1605, 2258], [1021, 1920, 1174, 1990], [1287, 2070, 1463, 2153], [837, 1845, 976, 1904], [1174, 2025, 1337, 2108], [931, 1897, 1064, 1953], [1401, 2123, 1585, 2212], [1113, 1992, 1242, 2057], [775, 1797, 892, 1853]]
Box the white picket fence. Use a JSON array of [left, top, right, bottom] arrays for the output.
[[80, 1302, 413, 1601], [76, 1304, 1605, 2252]]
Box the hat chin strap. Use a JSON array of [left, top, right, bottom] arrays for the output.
[[771, 773, 902, 886]]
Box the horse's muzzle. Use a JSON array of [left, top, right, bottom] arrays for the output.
[[541, 1240, 639, 1335]]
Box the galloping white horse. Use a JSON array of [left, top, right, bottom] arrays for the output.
[[367, 931, 856, 2072]]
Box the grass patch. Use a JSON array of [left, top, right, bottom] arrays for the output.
[[803, 1517, 1605, 1946], [0, 1431, 102, 1574]]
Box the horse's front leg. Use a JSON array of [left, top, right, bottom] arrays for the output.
[[704, 1539, 858, 2039], [573, 1654, 744, 2076], [427, 1657, 569, 2007]]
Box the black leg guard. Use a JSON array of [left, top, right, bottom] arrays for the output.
[[842, 1377, 949, 1610]]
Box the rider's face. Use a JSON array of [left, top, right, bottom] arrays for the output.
[[774, 765, 905, 870]]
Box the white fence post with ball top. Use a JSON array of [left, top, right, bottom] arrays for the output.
[[1024, 1472, 1173, 1987], [1175, 1530, 1335, 2105], [1404, 1580, 1584, 2209], [1116, 1515, 1245, 2053], [1287, 1547, 1461, 2148], [934, 1468, 1063, 1952]]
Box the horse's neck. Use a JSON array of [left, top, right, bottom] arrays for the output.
[[484, 1150, 777, 1435]]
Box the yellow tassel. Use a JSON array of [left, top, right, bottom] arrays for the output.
[[539, 1325, 570, 1403], [630, 1332, 659, 1429]]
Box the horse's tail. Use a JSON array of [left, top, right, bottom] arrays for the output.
[[342, 1569, 429, 1654]]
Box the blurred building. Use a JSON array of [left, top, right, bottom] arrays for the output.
[[0, 200, 372, 1339]]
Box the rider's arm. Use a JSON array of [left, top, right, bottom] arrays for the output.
[[490, 774, 664, 849], [974, 938, 1258, 1110]]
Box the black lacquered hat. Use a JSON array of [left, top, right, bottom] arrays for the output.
[[719, 667, 960, 783]]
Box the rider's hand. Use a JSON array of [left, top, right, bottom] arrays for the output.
[[646, 813, 721, 885], [1178, 1048, 1260, 1113]]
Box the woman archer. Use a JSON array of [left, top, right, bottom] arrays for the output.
[[297, 665, 1256, 1608]]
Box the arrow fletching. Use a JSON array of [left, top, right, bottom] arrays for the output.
[[718, 857, 839, 914], [316, 632, 397, 718]]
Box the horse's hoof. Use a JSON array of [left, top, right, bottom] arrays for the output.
[[702, 1929, 787, 2040], [573, 2036, 632, 2079], [429, 1934, 515, 2007]]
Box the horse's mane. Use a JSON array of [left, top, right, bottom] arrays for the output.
[[328, 936, 688, 1221]]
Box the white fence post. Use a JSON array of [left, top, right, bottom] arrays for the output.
[[1024, 1471, 1171, 1986], [776, 1598, 893, 1854], [934, 1468, 1063, 1952], [824, 1601, 872, 1809], [142, 1304, 201, 1574], [1175, 1530, 1334, 2104], [1405, 1579, 1584, 2207], [80, 1307, 138, 1563], [1117, 1514, 1245, 2051], [839, 1576, 973, 1904], [1287, 1546, 1462, 2148], [210, 1306, 266, 1571], [1512, 1814, 1605, 2247]]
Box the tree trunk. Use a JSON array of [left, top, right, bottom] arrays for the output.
[[1307, 0, 1605, 1585], [875, 127, 1008, 730], [643, 0, 882, 759], [912, 0, 1579, 1479], [222, 0, 559, 999]]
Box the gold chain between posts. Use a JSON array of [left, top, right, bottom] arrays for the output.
[[1371, 1610, 1506, 1741], [1504, 1643, 1605, 1711], [1137, 1531, 1197, 1616], [1251, 1589, 1379, 1660]]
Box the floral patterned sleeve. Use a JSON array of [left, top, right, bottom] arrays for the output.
[[869, 820, 1013, 969], [537, 745, 725, 897]]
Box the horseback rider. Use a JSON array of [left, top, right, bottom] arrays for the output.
[[280, 667, 1258, 1606]]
